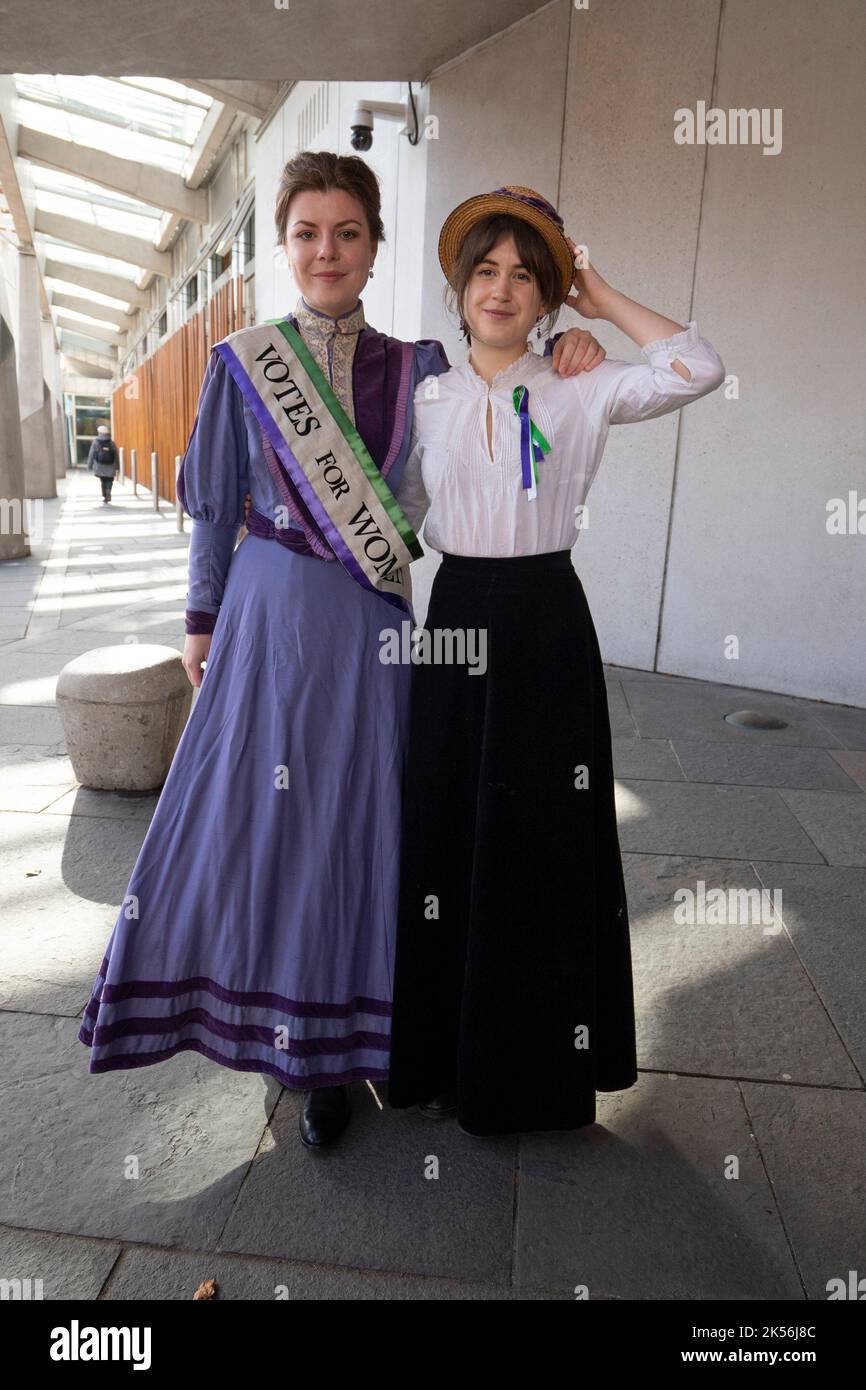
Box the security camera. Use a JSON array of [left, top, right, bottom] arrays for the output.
[[350, 99, 416, 152], [350, 107, 373, 152]]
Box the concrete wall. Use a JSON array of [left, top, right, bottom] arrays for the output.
[[412, 0, 865, 707]]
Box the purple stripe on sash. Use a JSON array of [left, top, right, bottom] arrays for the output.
[[215, 340, 408, 613]]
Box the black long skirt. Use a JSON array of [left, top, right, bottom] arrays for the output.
[[387, 549, 638, 1136]]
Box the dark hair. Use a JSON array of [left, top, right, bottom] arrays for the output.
[[446, 213, 563, 342], [274, 150, 385, 249]]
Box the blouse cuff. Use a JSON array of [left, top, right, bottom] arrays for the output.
[[640, 319, 701, 366], [185, 609, 217, 636]]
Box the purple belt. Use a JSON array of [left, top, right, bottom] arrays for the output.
[[244, 504, 334, 560]]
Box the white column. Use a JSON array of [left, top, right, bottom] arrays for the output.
[[17, 248, 56, 499], [0, 308, 30, 561], [41, 315, 68, 479]]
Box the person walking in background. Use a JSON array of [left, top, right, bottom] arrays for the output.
[[87, 423, 118, 502]]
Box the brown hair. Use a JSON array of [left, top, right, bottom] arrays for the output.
[[446, 213, 563, 341], [274, 150, 385, 249]]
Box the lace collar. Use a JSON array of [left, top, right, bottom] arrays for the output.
[[292, 294, 366, 337]]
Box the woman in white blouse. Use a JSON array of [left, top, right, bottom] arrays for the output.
[[387, 184, 726, 1138]]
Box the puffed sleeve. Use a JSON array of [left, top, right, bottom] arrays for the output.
[[177, 350, 250, 635], [393, 414, 430, 535], [413, 338, 450, 378], [574, 320, 726, 426]]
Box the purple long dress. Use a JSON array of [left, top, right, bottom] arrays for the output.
[[78, 298, 448, 1089]]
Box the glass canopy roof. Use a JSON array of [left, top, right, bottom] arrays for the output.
[[15, 74, 213, 320]]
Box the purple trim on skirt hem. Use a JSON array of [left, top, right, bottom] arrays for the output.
[[79, 1034, 388, 1091], [80, 1007, 389, 1055], [83, 959, 392, 1020]]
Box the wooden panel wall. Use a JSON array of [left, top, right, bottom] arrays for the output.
[[111, 276, 245, 502]]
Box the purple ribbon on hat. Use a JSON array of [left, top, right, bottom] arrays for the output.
[[491, 187, 564, 228]]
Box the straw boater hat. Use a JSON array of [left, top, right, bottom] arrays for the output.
[[438, 185, 575, 302]]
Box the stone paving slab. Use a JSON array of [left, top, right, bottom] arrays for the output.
[[0, 585, 44, 604], [615, 779, 825, 862], [810, 702, 866, 750], [830, 749, 866, 791], [602, 680, 638, 738], [622, 680, 845, 748], [0, 651, 69, 706], [218, 1084, 517, 1287], [612, 736, 684, 781], [0, 744, 75, 785], [0, 613, 30, 640], [44, 788, 160, 821], [0, 809, 148, 1013], [513, 1074, 804, 1300], [0, 783, 76, 814], [100, 1244, 551, 1301], [64, 606, 188, 635], [776, 788, 866, 867], [0, 629, 183, 657], [57, 594, 179, 628], [0, 707, 65, 745], [623, 853, 862, 1087], [751, 861, 866, 1077], [0, 1224, 121, 1300], [0, 1012, 282, 1249], [740, 1082, 866, 1301], [671, 737, 861, 791], [605, 664, 710, 686]]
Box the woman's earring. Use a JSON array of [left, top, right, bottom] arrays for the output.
[[459, 317, 470, 342], [536, 314, 544, 340], [369, 266, 375, 279]]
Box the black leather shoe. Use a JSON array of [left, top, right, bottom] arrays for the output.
[[298, 1084, 351, 1148], [419, 1091, 458, 1119]]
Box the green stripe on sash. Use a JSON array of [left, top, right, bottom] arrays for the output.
[[267, 317, 422, 560]]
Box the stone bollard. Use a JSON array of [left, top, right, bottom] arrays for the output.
[[56, 645, 192, 792]]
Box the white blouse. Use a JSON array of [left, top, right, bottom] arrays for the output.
[[394, 319, 726, 556]]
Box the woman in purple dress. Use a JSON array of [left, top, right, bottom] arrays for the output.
[[78, 153, 604, 1149]]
